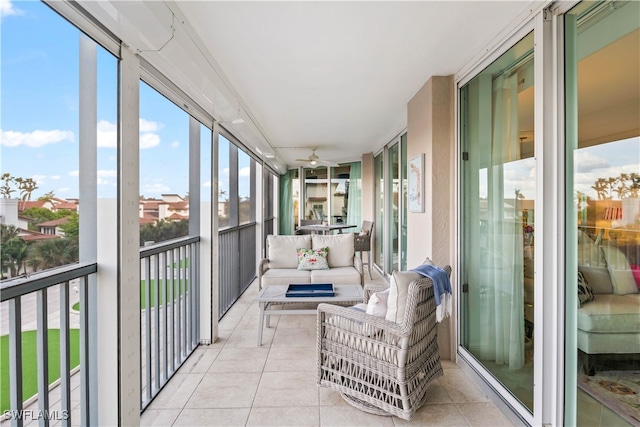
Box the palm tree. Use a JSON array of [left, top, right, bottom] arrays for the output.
[[0, 173, 15, 199], [38, 191, 56, 202], [0, 225, 28, 278], [30, 238, 78, 271], [16, 177, 38, 210], [591, 178, 607, 200], [630, 173, 640, 198]]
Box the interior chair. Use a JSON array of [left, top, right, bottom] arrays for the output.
[[316, 264, 452, 420], [296, 219, 322, 235], [354, 220, 374, 279]]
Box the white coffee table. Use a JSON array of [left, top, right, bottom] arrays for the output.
[[255, 284, 364, 346]]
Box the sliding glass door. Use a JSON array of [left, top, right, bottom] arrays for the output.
[[374, 135, 408, 275], [460, 32, 536, 412], [564, 1, 640, 425]]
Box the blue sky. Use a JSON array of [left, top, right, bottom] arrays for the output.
[[0, 0, 234, 201]]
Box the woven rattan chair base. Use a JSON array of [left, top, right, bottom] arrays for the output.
[[340, 393, 392, 417]]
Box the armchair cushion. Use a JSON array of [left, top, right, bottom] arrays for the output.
[[385, 270, 421, 324]]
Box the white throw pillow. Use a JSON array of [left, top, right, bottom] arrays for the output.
[[366, 289, 389, 318], [385, 270, 421, 324], [600, 245, 638, 295]]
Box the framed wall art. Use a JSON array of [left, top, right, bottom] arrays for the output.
[[408, 154, 424, 213]]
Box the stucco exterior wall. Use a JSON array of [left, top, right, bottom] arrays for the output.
[[407, 75, 455, 359]]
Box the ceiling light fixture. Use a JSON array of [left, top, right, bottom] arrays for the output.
[[310, 159, 317, 166]]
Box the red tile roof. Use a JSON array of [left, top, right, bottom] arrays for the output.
[[52, 202, 78, 211], [21, 201, 47, 209], [18, 229, 61, 242], [38, 218, 69, 227], [167, 213, 188, 220]]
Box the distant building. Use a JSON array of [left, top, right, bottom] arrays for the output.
[[139, 194, 189, 224], [38, 217, 70, 236]]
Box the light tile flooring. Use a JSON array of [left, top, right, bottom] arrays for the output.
[[141, 270, 514, 427]]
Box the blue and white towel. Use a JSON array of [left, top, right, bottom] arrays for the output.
[[410, 264, 452, 322]]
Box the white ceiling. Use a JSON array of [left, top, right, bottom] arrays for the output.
[[79, 1, 539, 170]]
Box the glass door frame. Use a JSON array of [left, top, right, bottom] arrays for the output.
[[454, 3, 565, 425], [373, 133, 408, 276]]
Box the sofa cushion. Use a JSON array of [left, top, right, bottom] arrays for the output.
[[297, 247, 329, 270], [310, 267, 362, 285], [578, 265, 613, 294], [312, 233, 355, 268], [600, 245, 638, 295], [577, 242, 607, 267], [577, 269, 594, 306], [631, 264, 640, 290], [261, 269, 311, 287], [577, 294, 640, 333], [267, 235, 311, 269]]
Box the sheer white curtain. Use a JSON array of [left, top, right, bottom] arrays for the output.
[[346, 162, 362, 228], [479, 73, 525, 370]]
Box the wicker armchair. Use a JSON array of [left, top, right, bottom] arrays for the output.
[[317, 265, 452, 420], [354, 220, 374, 279]]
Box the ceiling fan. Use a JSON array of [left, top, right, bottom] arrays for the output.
[[295, 148, 338, 167]]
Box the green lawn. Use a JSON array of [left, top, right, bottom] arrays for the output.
[[0, 329, 80, 413], [73, 279, 189, 311]]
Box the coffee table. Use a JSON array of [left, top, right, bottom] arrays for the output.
[[255, 284, 364, 345]]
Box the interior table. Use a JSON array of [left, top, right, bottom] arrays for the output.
[[295, 224, 357, 235], [255, 284, 363, 345]]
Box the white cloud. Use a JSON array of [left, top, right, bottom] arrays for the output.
[[574, 151, 609, 173], [203, 181, 211, 187], [97, 120, 117, 148], [31, 175, 47, 186], [50, 175, 60, 180], [239, 166, 251, 177], [69, 170, 79, 177], [140, 133, 160, 149], [97, 178, 114, 186], [57, 187, 70, 194], [97, 119, 161, 149], [139, 118, 162, 133], [98, 169, 117, 178], [143, 183, 170, 194], [1, 0, 23, 18], [1, 129, 74, 147], [171, 141, 180, 148]]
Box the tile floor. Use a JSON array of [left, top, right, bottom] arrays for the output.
[[141, 270, 514, 427]]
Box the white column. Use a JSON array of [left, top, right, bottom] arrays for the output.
[[78, 35, 98, 425], [97, 44, 141, 426], [211, 121, 220, 341]]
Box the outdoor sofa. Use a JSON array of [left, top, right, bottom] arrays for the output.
[[258, 233, 364, 289]]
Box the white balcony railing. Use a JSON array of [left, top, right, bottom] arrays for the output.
[[139, 236, 200, 410], [1, 262, 98, 427]]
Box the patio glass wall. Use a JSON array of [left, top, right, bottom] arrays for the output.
[[564, 1, 640, 425]]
